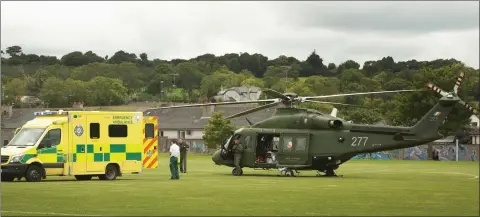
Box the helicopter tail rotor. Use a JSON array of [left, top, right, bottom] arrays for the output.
[[425, 71, 478, 115]]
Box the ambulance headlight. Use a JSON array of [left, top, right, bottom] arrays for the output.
[[10, 154, 24, 163]]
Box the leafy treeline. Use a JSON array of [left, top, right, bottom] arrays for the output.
[[1, 45, 479, 135]]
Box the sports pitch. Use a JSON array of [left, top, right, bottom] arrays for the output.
[[1, 154, 479, 216]]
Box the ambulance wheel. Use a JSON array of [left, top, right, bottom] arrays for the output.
[[74, 175, 93, 181], [99, 164, 118, 180], [1, 175, 14, 182], [25, 165, 43, 182]]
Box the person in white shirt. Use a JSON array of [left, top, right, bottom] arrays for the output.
[[169, 141, 180, 180]]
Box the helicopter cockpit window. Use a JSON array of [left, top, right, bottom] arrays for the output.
[[226, 134, 241, 149], [295, 137, 307, 152], [282, 137, 293, 152]]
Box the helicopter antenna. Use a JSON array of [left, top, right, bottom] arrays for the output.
[[245, 117, 253, 126]]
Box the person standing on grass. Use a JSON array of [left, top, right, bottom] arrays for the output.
[[232, 139, 244, 175], [178, 138, 189, 173], [169, 141, 180, 180]]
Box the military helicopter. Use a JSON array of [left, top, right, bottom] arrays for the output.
[[157, 71, 477, 177]]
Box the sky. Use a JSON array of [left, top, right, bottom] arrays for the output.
[[1, 1, 479, 68]]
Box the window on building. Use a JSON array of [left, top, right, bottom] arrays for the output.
[[109, 125, 128, 137], [178, 130, 186, 139]]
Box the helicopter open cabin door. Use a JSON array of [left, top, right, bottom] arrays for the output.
[[276, 133, 310, 166]]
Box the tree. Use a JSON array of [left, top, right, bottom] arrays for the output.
[[6, 46, 22, 57], [203, 112, 236, 149], [3, 78, 28, 105]]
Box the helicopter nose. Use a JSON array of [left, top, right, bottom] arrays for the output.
[[212, 149, 223, 165]]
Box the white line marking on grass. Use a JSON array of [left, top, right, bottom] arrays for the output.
[[2, 210, 104, 216], [424, 171, 479, 179]]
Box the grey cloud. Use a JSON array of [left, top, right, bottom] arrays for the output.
[[1, 1, 478, 69], [272, 2, 479, 34]]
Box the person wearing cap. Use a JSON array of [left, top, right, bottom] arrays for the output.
[[177, 138, 189, 173]]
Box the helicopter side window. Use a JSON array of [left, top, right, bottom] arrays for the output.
[[282, 137, 293, 152], [272, 136, 279, 151], [244, 136, 252, 149], [295, 137, 307, 152]]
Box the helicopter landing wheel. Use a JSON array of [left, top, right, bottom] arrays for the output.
[[284, 169, 296, 177], [232, 167, 243, 176], [316, 169, 342, 177]]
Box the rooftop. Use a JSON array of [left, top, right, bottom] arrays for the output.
[[144, 104, 278, 130]]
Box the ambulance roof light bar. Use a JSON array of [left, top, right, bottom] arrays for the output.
[[33, 110, 69, 116]]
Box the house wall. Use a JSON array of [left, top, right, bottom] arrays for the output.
[[223, 90, 241, 101], [470, 115, 479, 127], [160, 129, 204, 140], [220, 90, 261, 102], [469, 115, 479, 145], [1, 128, 16, 146]]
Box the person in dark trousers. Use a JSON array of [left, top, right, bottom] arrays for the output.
[[169, 141, 180, 180], [232, 139, 244, 175], [178, 138, 189, 173]]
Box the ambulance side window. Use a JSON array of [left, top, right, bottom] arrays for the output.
[[109, 124, 128, 137], [145, 123, 154, 139], [38, 129, 61, 149], [90, 123, 100, 139]]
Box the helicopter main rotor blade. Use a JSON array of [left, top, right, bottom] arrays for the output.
[[300, 89, 419, 100], [453, 71, 465, 94], [226, 101, 282, 119], [458, 100, 479, 115], [155, 99, 280, 109], [303, 100, 365, 107], [262, 88, 290, 100], [426, 83, 448, 97]]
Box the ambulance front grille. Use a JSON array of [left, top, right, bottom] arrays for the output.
[[1, 155, 9, 163]]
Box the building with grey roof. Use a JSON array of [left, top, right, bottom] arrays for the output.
[[213, 86, 262, 102], [143, 104, 278, 141]]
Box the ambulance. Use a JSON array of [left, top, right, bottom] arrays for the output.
[[1, 110, 159, 182]]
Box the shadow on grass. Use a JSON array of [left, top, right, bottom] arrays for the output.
[[218, 172, 353, 179], [4, 178, 136, 183]]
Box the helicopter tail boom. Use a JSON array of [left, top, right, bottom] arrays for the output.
[[409, 70, 477, 140], [409, 95, 459, 140]]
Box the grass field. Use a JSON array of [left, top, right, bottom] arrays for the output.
[[1, 154, 479, 216]]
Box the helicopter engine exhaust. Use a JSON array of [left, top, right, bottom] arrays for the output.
[[328, 120, 343, 128]]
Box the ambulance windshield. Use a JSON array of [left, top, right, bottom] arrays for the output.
[[7, 128, 46, 146]]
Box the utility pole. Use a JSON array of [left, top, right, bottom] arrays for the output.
[[0, 79, 2, 146], [280, 66, 291, 89], [169, 73, 179, 105], [456, 138, 459, 161], [160, 80, 164, 102]]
